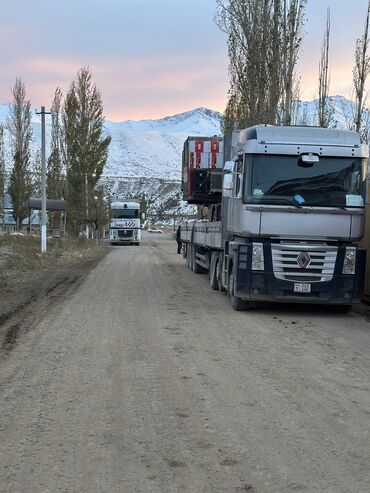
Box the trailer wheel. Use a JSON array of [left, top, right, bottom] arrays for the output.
[[209, 252, 219, 290], [228, 272, 254, 311]]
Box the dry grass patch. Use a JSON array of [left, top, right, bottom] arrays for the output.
[[0, 235, 106, 290]]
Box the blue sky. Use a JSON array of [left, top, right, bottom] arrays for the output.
[[0, 0, 369, 120]]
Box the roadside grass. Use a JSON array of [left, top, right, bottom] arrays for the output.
[[0, 235, 106, 290]]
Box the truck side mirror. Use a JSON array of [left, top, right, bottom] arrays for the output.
[[224, 161, 234, 172], [223, 174, 233, 197]]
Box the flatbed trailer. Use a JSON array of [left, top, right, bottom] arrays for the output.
[[180, 125, 368, 312]]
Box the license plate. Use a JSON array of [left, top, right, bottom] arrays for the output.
[[294, 282, 311, 293]]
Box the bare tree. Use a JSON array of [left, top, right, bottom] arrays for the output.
[[46, 87, 66, 232], [216, 0, 283, 129], [280, 0, 307, 125], [48, 87, 65, 200], [296, 102, 310, 126], [352, 0, 370, 140], [317, 8, 333, 128], [289, 76, 303, 125], [216, 0, 306, 130]]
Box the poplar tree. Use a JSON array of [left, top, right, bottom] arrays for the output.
[[140, 193, 147, 220], [280, 0, 306, 125], [8, 78, 33, 230], [89, 185, 109, 239], [352, 0, 370, 140], [47, 87, 64, 199], [215, 0, 306, 129], [32, 149, 42, 196], [318, 8, 333, 128], [62, 67, 111, 235], [0, 124, 5, 230], [47, 87, 65, 231], [216, 0, 282, 128]]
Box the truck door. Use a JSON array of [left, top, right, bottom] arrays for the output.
[[227, 157, 244, 233]]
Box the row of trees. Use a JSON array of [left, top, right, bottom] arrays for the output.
[[0, 66, 111, 234], [216, 0, 307, 131], [216, 0, 370, 141]]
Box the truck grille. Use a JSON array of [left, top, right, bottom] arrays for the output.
[[118, 229, 133, 238], [271, 243, 337, 282]]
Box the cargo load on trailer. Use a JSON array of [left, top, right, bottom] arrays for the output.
[[182, 136, 224, 204], [180, 126, 368, 312]]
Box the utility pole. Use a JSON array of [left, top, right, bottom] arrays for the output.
[[85, 173, 89, 239], [36, 106, 51, 253]]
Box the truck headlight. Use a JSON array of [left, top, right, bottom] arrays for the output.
[[343, 247, 356, 275], [252, 243, 264, 271]]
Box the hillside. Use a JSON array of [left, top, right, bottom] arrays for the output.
[[0, 96, 365, 180], [0, 105, 223, 181], [0, 96, 367, 218]]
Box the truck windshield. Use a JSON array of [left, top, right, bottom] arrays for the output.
[[244, 154, 365, 208], [111, 209, 139, 219]]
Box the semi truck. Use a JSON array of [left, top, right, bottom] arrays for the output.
[[180, 125, 368, 312], [109, 201, 141, 245]]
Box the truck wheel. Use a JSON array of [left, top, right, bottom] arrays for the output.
[[218, 259, 227, 293], [228, 272, 253, 311], [209, 253, 219, 290]]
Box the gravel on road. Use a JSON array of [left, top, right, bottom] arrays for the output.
[[1, 233, 370, 492]]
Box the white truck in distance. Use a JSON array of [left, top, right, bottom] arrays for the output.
[[109, 201, 141, 245], [181, 125, 368, 312]]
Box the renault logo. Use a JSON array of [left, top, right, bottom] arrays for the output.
[[297, 251, 311, 269]]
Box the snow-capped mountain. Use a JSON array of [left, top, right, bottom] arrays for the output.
[[0, 96, 365, 180], [104, 107, 222, 180], [291, 95, 367, 129], [0, 97, 366, 218], [0, 105, 223, 181]]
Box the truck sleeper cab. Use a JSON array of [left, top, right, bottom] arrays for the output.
[[181, 126, 368, 312], [109, 201, 141, 245]]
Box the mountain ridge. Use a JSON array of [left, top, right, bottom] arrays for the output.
[[0, 95, 367, 182]]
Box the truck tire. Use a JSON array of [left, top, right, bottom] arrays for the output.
[[228, 272, 254, 311], [209, 252, 219, 290], [218, 258, 227, 293]]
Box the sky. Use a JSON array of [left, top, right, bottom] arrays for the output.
[[0, 0, 369, 121]]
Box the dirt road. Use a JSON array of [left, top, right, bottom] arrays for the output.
[[1, 233, 370, 492]]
